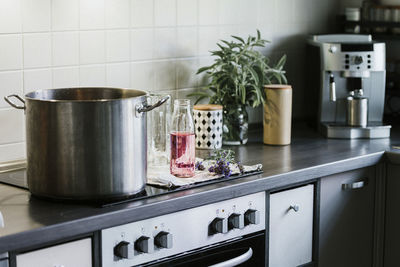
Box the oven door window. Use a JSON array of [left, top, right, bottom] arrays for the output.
[[145, 231, 265, 267]]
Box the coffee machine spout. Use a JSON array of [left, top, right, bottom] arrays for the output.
[[329, 73, 336, 102]]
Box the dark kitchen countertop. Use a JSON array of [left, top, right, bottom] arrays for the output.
[[1, 123, 400, 253]]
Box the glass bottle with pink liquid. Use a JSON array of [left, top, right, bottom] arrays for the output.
[[170, 99, 195, 178]]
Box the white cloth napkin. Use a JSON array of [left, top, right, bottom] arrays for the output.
[[147, 158, 262, 188]]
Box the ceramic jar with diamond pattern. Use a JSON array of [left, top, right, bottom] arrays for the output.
[[193, 104, 223, 149]]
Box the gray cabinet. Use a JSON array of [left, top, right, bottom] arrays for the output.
[[384, 163, 400, 267], [319, 167, 375, 267], [269, 184, 314, 267]]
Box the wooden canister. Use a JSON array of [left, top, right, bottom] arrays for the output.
[[193, 104, 223, 149], [263, 85, 292, 145]]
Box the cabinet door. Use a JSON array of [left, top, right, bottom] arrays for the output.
[[384, 163, 400, 267], [269, 184, 314, 267], [16, 238, 92, 267], [319, 167, 375, 267]]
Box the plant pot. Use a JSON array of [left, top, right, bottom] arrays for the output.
[[222, 106, 248, 145]]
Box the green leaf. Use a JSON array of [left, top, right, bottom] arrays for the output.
[[276, 54, 287, 69], [282, 74, 288, 84], [196, 66, 212, 74], [232, 35, 245, 44], [247, 67, 259, 85]]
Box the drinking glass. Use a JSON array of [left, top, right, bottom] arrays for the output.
[[147, 93, 171, 167]]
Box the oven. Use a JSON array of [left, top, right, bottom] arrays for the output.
[[145, 231, 265, 266], [101, 192, 266, 267]]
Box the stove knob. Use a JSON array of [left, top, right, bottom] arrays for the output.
[[114, 241, 134, 259], [210, 217, 228, 234], [244, 209, 260, 225], [135, 236, 154, 254], [228, 213, 244, 230], [155, 231, 173, 249]]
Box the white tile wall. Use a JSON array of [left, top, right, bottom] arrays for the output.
[[80, 0, 105, 30], [0, 0, 22, 34], [0, 0, 339, 161], [177, 0, 197, 26], [0, 35, 23, 71], [106, 62, 130, 88], [79, 64, 106, 86], [52, 32, 79, 66], [24, 68, 52, 92], [53, 67, 79, 88], [105, 0, 130, 29], [79, 31, 106, 64], [52, 0, 79, 31], [23, 33, 52, 68], [106, 30, 130, 62], [0, 71, 23, 108], [131, 29, 154, 60], [131, 0, 154, 28], [0, 109, 24, 145], [22, 0, 51, 32], [154, 0, 176, 27]]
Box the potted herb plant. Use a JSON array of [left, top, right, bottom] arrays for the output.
[[190, 30, 287, 145]]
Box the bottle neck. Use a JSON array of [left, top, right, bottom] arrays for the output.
[[171, 99, 194, 133]]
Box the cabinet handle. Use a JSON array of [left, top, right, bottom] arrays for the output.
[[289, 205, 300, 212], [342, 179, 367, 190]]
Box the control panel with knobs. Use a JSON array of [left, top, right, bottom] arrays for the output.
[[154, 231, 173, 249], [114, 241, 134, 259], [228, 213, 244, 230], [135, 236, 154, 254], [102, 191, 265, 267]]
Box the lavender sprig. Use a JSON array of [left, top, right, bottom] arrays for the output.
[[208, 158, 233, 177], [195, 161, 205, 171]]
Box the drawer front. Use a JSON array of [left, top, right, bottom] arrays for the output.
[[269, 184, 314, 267], [16, 238, 92, 267]]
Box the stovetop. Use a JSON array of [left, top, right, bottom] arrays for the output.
[[0, 167, 262, 208]]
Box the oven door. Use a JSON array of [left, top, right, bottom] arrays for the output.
[[144, 231, 265, 267]]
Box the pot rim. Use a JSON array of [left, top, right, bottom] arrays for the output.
[[24, 87, 148, 103]]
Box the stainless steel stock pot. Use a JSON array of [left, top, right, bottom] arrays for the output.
[[5, 87, 169, 201]]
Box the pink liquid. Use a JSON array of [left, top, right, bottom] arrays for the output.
[[170, 132, 195, 178]]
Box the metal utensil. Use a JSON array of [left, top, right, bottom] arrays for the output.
[[5, 87, 169, 201]]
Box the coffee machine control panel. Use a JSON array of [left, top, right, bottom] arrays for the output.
[[343, 53, 370, 70], [322, 42, 385, 72]]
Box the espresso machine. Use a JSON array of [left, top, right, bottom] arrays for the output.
[[307, 34, 391, 138]]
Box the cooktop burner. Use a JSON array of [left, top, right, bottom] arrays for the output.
[[0, 168, 263, 208]]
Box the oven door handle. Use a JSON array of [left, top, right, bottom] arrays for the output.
[[208, 247, 253, 267]]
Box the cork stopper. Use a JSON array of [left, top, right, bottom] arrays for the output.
[[193, 104, 223, 111], [264, 84, 292, 90]]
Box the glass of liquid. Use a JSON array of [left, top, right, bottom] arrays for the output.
[[170, 99, 195, 178]]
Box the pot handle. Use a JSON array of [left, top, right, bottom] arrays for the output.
[[4, 94, 26, 110], [136, 95, 170, 116]]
